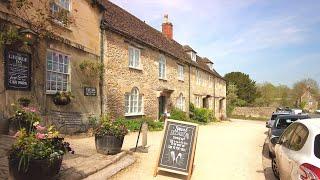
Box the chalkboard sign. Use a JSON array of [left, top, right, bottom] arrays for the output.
[[154, 119, 198, 179], [84, 87, 97, 96], [4, 49, 31, 91]]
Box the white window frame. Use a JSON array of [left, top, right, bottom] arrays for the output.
[[195, 96, 202, 108], [46, 50, 71, 94], [159, 54, 166, 79], [196, 69, 201, 85], [176, 93, 185, 111], [128, 46, 141, 70], [125, 87, 144, 116], [178, 64, 184, 81], [189, 51, 197, 61], [50, 0, 71, 25]]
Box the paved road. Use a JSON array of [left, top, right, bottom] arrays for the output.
[[112, 119, 269, 180]]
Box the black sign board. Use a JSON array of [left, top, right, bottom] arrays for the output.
[[154, 119, 198, 179], [84, 87, 97, 96], [4, 49, 31, 91]]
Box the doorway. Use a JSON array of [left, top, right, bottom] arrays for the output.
[[159, 95, 166, 119]]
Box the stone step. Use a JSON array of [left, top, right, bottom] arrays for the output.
[[83, 154, 136, 180], [58, 151, 131, 180]]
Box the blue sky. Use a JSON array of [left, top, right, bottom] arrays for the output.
[[110, 0, 320, 87]]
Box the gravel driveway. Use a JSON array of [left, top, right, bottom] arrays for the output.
[[111, 119, 268, 180]]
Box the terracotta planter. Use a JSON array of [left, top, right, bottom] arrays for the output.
[[9, 157, 63, 180], [95, 135, 124, 155]]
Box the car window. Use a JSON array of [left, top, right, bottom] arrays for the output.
[[276, 118, 298, 129], [288, 124, 309, 151], [271, 115, 277, 120], [279, 123, 298, 148], [315, 134, 320, 159]]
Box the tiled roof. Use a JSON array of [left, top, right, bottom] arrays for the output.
[[183, 45, 196, 52], [100, 0, 224, 79], [196, 56, 223, 78]]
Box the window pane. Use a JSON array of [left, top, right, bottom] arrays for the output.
[[51, 81, 57, 91], [63, 83, 67, 91], [135, 50, 139, 67], [129, 48, 133, 66], [63, 74, 68, 82], [46, 81, 51, 90], [59, 64, 64, 73], [57, 82, 62, 91], [47, 72, 51, 81]]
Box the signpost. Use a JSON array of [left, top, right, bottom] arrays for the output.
[[154, 119, 198, 180], [4, 49, 31, 91], [84, 87, 97, 96]]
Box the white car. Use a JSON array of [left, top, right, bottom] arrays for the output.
[[272, 118, 320, 179]]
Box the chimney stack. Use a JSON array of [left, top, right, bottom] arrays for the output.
[[162, 14, 173, 40]]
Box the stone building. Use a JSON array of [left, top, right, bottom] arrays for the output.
[[0, 0, 226, 135], [100, 1, 226, 120], [0, 0, 104, 134], [297, 89, 319, 112]]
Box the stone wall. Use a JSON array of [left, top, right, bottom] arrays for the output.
[[232, 107, 275, 118]]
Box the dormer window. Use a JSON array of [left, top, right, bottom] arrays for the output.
[[189, 51, 197, 62]]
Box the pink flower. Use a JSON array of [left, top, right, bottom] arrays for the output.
[[36, 133, 45, 139], [36, 125, 46, 131], [29, 107, 37, 113]]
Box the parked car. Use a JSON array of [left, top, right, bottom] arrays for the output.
[[266, 111, 291, 128], [266, 114, 310, 158], [271, 118, 320, 179]]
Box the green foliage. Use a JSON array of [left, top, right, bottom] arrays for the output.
[[189, 103, 216, 123], [116, 117, 164, 132], [224, 72, 259, 105], [299, 101, 307, 110], [170, 108, 189, 121], [79, 60, 104, 78], [0, 25, 22, 47], [10, 105, 42, 134]]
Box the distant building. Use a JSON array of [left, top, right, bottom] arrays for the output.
[[297, 88, 319, 112]]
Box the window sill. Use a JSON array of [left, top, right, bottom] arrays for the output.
[[49, 18, 72, 31], [46, 90, 68, 95], [159, 78, 167, 81], [125, 113, 145, 117], [129, 66, 143, 71]]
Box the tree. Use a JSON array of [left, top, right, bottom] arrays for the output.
[[226, 83, 246, 115], [224, 72, 259, 105], [255, 82, 277, 106]]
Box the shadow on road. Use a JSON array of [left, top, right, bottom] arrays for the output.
[[262, 139, 278, 180]]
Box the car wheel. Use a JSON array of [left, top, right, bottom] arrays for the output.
[[271, 158, 280, 179]]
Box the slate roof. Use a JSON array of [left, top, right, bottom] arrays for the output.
[[100, 0, 224, 80]]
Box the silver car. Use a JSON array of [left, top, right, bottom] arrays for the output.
[[272, 119, 320, 179]]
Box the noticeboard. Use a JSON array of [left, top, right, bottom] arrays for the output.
[[154, 119, 198, 180], [4, 49, 31, 91], [84, 87, 97, 96]]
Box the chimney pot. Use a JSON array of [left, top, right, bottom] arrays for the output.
[[162, 14, 173, 40]]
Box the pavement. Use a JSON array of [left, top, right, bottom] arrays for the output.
[[0, 135, 135, 180], [111, 119, 269, 180]]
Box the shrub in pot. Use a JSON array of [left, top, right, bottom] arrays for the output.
[[17, 97, 31, 107], [94, 116, 128, 155], [53, 91, 73, 105], [8, 123, 73, 180], [9, 105, 41, 136]]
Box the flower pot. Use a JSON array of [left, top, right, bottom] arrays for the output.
[[0, 117, 9, 135], [19, 101, 30, 107], [9, 157, 63, 180], [95, 135, 124, 155]]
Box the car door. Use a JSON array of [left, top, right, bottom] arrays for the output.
[[287, 124, 309, 179], [276, 123, 297, 179]]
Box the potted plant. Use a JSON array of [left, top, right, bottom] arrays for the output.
[[94, 116, 128, 155], [53, 91, 73, 105], [8, 105, 41, 136], [18, 97, 31, 107], [8, 123, 73, 180]]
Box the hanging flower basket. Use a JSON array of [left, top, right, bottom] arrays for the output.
[[53, 91, 73, 105]]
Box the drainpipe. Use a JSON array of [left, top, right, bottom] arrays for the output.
[[188, 65, 191, 116], [213, 77, 216, 118], [99, 28, 105, 116]]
